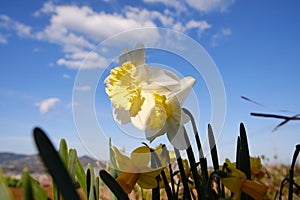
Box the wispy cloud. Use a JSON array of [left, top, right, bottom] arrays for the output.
[[185, 0, 235, 13], [63, 74, 71, 79], [0, 33, 7, 44], [211, 27, 232, 47], [143, 0, 235, 13], [67, 101, 79, 109], [143, 0, 185, 11], [75, 85, 91, 91], [0, 14, 32, 38], [35, 97, 60, 114], [32, 1, 55, 17]]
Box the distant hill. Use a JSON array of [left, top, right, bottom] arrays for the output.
[[0, 152, 105, 175]]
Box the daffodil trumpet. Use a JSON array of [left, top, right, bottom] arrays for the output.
[[112, 146, 165, 194], [221, 159, 268, 200]]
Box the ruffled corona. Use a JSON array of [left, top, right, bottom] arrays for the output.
[[105, 61, 144, 117]]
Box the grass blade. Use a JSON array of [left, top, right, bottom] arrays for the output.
[[99, 170, 129, 200], [33, 127, 80, 200]]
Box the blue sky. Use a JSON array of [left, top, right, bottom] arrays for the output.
[[0, 0, 300, 164]]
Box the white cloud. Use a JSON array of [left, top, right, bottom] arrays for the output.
[[143, 0, 185, 11], [34, 4, 160, 69], [125, 7, 174, 27], [63, 74, 71, 79], [221, 27, 232, 36], [186, 0, 235, 13], [0, 34, 7, 44], [211, 27, 232, 47], [172, 20, 211, 34], [35, 98, 60, 114], [67, 101, 79, 109], [125, 7, 211, 36], [75, 85, 92, 91], [33, 1, 55, 17], [56, 50, 108, 69], [36, 5, 157, 42], [2, 2, 217, 69], [0, 14, 32, 38]]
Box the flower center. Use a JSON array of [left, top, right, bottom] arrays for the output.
[[149, 92, 172, 130], [152, 93, 172, 118]]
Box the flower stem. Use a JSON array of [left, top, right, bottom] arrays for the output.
[[174, 148, 191, 200], [183, 108, 208, 198], [150, 149, 173, 200], [183, 127, 202, 200]]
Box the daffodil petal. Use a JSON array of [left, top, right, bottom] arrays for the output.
[[119, 46, 131, 65], [221, 176, 243, 196], [137, 167, 164, 189], [167, 120, 190, 150], [119, 45, 145, 66], [143, 66, 181, 92], [132, 44, 145, 66], [131, 92, 154, 130], [242, 180, 268, 200], [135, 64, 150, 82], [130, 146, 151, 169], [113, 107, 131, 124], [173, 76, 196, 105], [113, 147, 136, 172], [181, 111, 190, 124]]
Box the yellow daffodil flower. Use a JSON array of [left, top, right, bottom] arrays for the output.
[[221, 159, 268, 200], [104, 45, 196, 144], [152, 144, 176, 166], [221, 157, 265, 179], [113, 146, 165, 194], [250, 157, 265, 179]]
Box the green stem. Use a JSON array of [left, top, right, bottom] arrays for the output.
[[183, 108, 208, 198], [174, 148, 191, 200], [151, 149, 174, 200], [183, 127, 202, 200]]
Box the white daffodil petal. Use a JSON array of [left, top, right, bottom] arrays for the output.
[[119, 47, 131, 65], [113, 107, 131, 125], [135, 64, 150, 81], [174, 76, 196, 105], [167, 122, 190, 150], [147, 66, 181, 89], [181, 110, 190, 124], [131, 92, 155, 131], [132, 44, 145, 66]]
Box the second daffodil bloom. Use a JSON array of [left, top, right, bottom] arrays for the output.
[[250, 156, 265, 179], [104, 45, 196, 143], [221, 159, 268, 200], [113, 146, 164, 194]]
